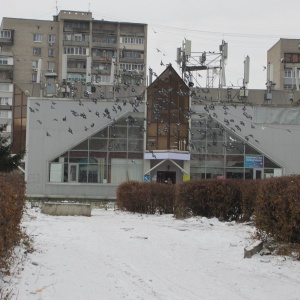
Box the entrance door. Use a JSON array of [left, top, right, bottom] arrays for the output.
[[253, 168, 264, 180], [69, 163, 78, 182], [157, 171, 176, 184]]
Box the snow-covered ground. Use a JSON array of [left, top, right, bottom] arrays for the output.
[[7, 205, 300, 300]]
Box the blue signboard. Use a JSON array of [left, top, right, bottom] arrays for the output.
[[245, 155, 263, 168], [144, 175, 150, 182]]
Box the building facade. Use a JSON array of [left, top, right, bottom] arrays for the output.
[[25, 64, 300, 201], [0, 10, 147, 153], [267, 39, 300, 93]]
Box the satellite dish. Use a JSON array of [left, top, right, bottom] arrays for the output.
[[24, 90, 31, 97]]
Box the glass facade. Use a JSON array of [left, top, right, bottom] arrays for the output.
[[190, 113, 282, 180], [49, 113, 144, 184]]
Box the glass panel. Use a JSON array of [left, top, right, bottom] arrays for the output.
[[208, 142, 224, 154], [226, 155, 244, 167], [92, 127, 108, 138], [110, 139, 127, 151], [78, 164, 88, 182], [190, 167, 206, 180], [128, 139, 143, 152], [245, 144, 260, 155], [226, 168, 244, 179], [204, 168, 224, 179], [190, 154, 206, 167], [245, 168, 253, 180], [90, 151, 106, 159], [110, 126, 127, 138], [69, 151, 88, 163], [206, 155, 224, 168], [89, 138, 107, 151], [69, 164, 77, 181], [264, 156, 281, 168], [128, 126, 144, 138], [72, 140, 88, 150]]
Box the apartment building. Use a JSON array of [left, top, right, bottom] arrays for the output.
[[0, 10, 147, 153], [267, 38, 300, 92]]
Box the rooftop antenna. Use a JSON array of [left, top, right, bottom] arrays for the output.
[[55, 1, 58, 15], [240, 55, 250, 99], [88, 3, 91, 12]]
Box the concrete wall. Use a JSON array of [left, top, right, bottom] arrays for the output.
[[41, 202, 91, 216]]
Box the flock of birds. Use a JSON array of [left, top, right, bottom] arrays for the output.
[[28, 77, 149, 153], [27, 66, 265, 159], [27, 48, 295, 163]]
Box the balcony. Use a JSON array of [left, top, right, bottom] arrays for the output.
[[0, 30, 14, 45], [92, 41, 116, 49], [0, 64, 13, 70], [63, 40, 89, 47], [64, 27, 90, 33], [0, 70, 13, 83], [119, 57, 144, 64], [67, 67, 86, 73]]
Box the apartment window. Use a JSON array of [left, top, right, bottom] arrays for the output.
[[74, 34, 82, 41], [63, 47, 89, 56], [64, 34, 72, 41], [32, 61, 38, 69], [48, 48, 55, 57], [0, 58, 8, 65], [0, 30, 11, 39], [32, 73, 37, 82], [120, 63, 144, 71], [33, 48, 42, 56], [284, 69, 292, 78], [48, 61, 55, 71], [284, 53, 300, 64], [0, 110, 11, 118], [0, 97, 12, 105], [48, 34, 56, 44], [0, 84, 10, 91], [33, 34, 42, 42], [120, 37, 144, 45], [121, 50, 142, 59]]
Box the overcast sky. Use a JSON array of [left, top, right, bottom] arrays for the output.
[[1, 0, 300, 89]]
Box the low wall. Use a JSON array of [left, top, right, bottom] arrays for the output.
[[41, 202, 91, 217]]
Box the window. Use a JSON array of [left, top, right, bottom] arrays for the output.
[[121, 50, 143, 59], [0, 58, 8, 65], [63, 47, 89, 56], [0, 110, 11, 118], [0, 84, 10, 91], [32, 73, 37, 82], [284, 69, 292, 78], [74, 34, 82, 41], [33, 34, 42, 42], [32, 61, 38, 69], [120, 63, 144, 71], [284, 53, 300, 64], [48, 61, 55, 71], [120, 36, 144, 45], [0, 97, 12, 105], [64, 34, 72, 41], [0, 30, 11, 39], [33, 48, 42, 56], [48, 48, 55, 57], [48, 34, 56, 44]]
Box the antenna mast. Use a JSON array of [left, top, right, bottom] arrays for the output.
[[176, 39, 228, 89]]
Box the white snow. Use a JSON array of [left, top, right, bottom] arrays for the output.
[[7, 205, 300, 300]]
